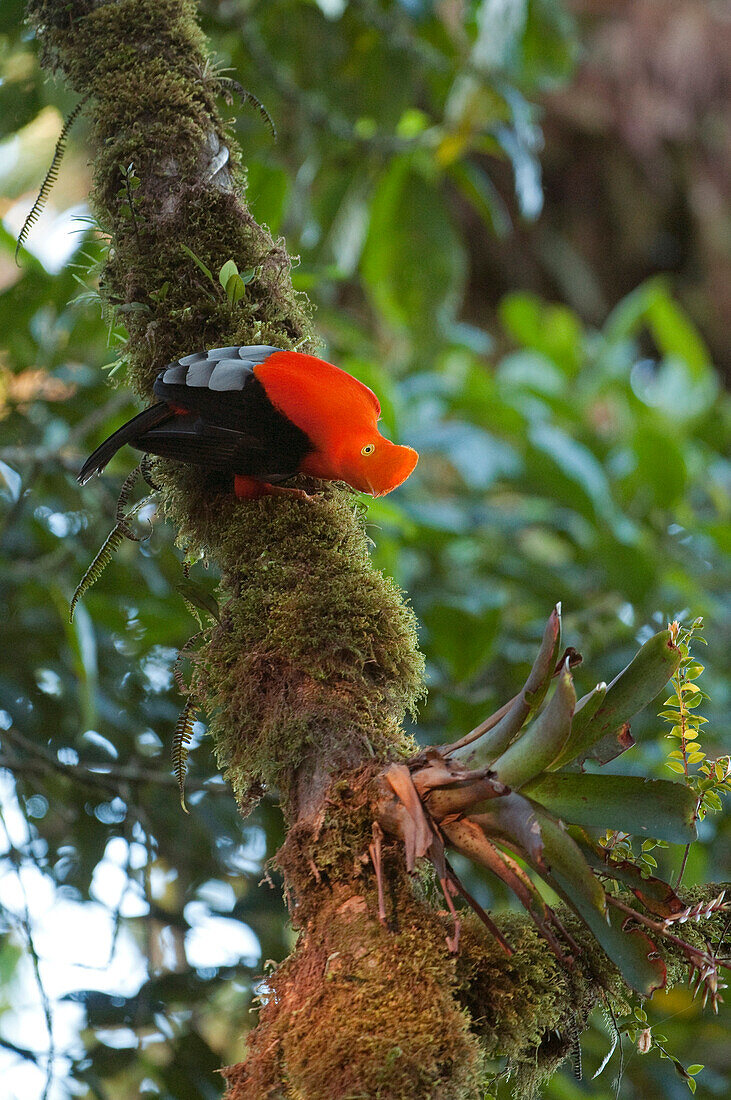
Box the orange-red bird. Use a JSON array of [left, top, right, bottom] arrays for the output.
[[78, 346, 418, 499]]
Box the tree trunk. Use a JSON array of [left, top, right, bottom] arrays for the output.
[[28, 3, 726, 1098]]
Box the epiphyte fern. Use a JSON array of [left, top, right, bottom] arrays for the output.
[[172, 630, 206, 696], [69, 522, 125, 623], [15, 99, 87, 263], [172, 699, 197, 814], [216, 76, 277, 140], [70, 466, 156, 620]]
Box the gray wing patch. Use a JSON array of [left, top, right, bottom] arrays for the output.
[[185, 359, 216, 387], [160, 345, 283, 389], [207, 346, 244, 360], [208, 359, 254, 391], [236, 345, 281, 364], [178, 351, 208, 367], [162, 363, 187, 384]]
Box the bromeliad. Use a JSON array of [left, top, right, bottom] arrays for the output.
[[78, 346, 418, 500]]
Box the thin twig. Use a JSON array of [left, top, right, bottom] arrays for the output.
[[0, 727, 224, 796], [0, 806, 55, 1099]]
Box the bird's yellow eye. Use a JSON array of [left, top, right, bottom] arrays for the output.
[[361, 443, 376, 456]]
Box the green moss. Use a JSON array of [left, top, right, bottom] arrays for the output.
[[158, 475, 424, 808], [455, 909, 615, 1098], [28, 0, 423, 823], [226, 873, 485, 1100], [454, 885, 730, 1100], [29, 0, 314, 406]]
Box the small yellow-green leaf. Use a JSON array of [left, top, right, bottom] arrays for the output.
[[218, 259, 238, 288], [225, 273, 246, 304]]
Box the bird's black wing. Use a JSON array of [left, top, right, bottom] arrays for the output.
[[149, 345, 312, 479], [77, 403, 172, 484], [78, 346, 313, 484]]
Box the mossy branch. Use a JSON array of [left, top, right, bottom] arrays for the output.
[[29, 4, 723, 1100]]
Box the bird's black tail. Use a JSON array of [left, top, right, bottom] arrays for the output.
[[77, 403, 172, 484]]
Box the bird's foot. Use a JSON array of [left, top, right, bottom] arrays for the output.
[[264, 484, 323, 502], [234, 474, 322, 502]]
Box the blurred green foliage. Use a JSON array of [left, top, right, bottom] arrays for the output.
[[0, 1, 728, 1098]]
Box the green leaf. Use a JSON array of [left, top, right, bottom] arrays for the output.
[[361, 156, 466, 340], [225, 273, 246, 304], [552, 629, 682, 767], [645, 286, 711, 376], [181, 243, 214, 283], [528, 423, 634, 539], [525, 774, 697, 843], [535, 813, 667, 995], [175, 580, 220, 623], [492, 658, 575, 787], [448, 160, 511, 239], [499, 292, 582, 375], [218, 259, 238, 288]]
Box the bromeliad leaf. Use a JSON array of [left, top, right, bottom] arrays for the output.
[[491, 656, 575, 787], [534, 812, 667, 995], [572, 833, 687, 918], [450, 602, 562, 762], [523, 774, 698, 844], [551, 629, 681, 768]]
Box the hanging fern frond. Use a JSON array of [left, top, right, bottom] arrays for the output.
[[116, 477, 156, 544], [217, 77, 277, 141], [173, 630, 206, 696], [115, 464, 142, 538], [593, 998, 622, 1082], [16, 98, 87, 263], [569, 1032, 583, 1081], [70, 479, 158, 620], [172, 699, 197, 813], [140, 454, 160, 492], [69, 522, 125, 622]]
